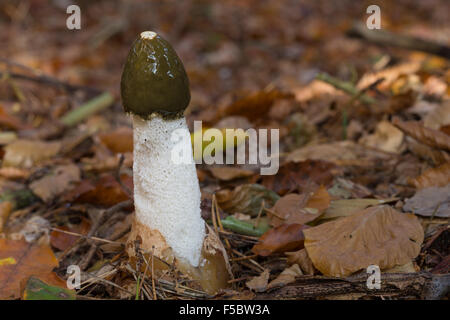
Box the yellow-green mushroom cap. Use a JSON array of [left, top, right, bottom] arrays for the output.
[[121, 31, 191, 119]]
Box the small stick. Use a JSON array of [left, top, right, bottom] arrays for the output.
[[230, 254, 258, 262], [316, 73, 376, 105], [348, 22, 450, 59], [114, 154, 133, 198], [214, 196, 231, 250]]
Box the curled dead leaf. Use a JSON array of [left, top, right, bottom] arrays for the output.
[[2, 140, 61, 169], [359, 121, 405, 154], [209, 166, 254, 181], [0, 239, 64, 299], [267, 264, 302, 290], [64, 174, 133, 207], [269, 186, 329, 227], [410, 162, 450, 189], [403, 184, 450, 217], [246, 269, 270, 292], [304, 205, 424, 277], [29, 164, 81, 202], [285, 249, 315, 275], [252, 223, 308, 257], [261, 160, 337, 195], [392, 117, 450, 152], [98, 127, 133, 153]]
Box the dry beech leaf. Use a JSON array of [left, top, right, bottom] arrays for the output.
[[286, 141, 392, 166], [217, 89, 292, 121], [209, 167, 254, 181], [267, 264, 302, 290], [304, 205, 424, 277], [0, 105, 27, 130], [405, 136, 450, 166], [2, 140, 61, 169], [359, 121, 404, 154], [424, 101, 450, 130], [261, 160, 337, 195], [285, 249, 315, 275], [0, 239, 65, 299], [50, 219, 91, 251], [0, 167, 30, 180], [29, 164, 81, 202], [305, 185, 331, 213], [216, 184, 280, 217], [356, 61, 421, 90], [269, 186, 329, 227], [98, 127, 133, 153], [246, 269, 270, 292], [403, 184, 450, 218], [410, 162, 450, 189], [64, 174, 133, 207], [294, 80, 341, 102], [384, 261, 417, 273], [252, 224, 308, 257], [321, 198, 397, 220], [392, 117, 450, 152]]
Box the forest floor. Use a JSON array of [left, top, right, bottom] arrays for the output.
[[0, 0, 449, 300]]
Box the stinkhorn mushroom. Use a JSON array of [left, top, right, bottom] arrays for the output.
[[121, 31, 230, 294]]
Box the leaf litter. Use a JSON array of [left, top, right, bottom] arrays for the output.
[[0, 0, 449, 300]]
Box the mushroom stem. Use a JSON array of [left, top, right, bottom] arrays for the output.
[[132, 114, 205, 267], [122, 31, 230, 294]]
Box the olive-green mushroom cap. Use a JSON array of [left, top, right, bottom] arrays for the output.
[[121, 31, 190, 119]]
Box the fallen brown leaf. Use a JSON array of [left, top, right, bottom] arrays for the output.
[[98, 127, 133, 153], [403, 184, 450, 217], [393, 117, 450, 152], [29, 164, 81, 202], [64, 174, 133, 207], [410, 162, 450, 189], [2, 139, 61, 169], [320, 198, 397, 221], [0, 105, 27, 130], [0, 167, 30, 180], [285, 249, 315, 275], [359, 121, 404, 153], [209, 166, 254, 181], [261, 160, 337, 195], [287, 141, 392, 166], [50, 219, 91, 251], [245, 269, 270, 292], [304, 205, 424, 277], [252, 223, 308, 257], [217, 89, 292, 121], [269, 186, 329, 227], [0, 239, 65, 299], [267, 264, 302, 289], [424, 101, 450, 130]]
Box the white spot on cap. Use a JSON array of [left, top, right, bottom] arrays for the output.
[[140, 31, 157, 40]]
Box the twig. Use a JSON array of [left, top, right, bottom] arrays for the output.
[[256, 272, 450, 300], [114, 154, 133, 198], [316, 73, 376, 105], [348, 22, 450, 59], [0, 70, 102, 95], [213, 196, 231, 250], [50, 227, 122, 245]]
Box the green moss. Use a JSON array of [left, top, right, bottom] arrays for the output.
[[120, 32, 190, 119]]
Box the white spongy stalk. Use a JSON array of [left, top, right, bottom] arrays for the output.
[[133, 115, 205, 267]]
